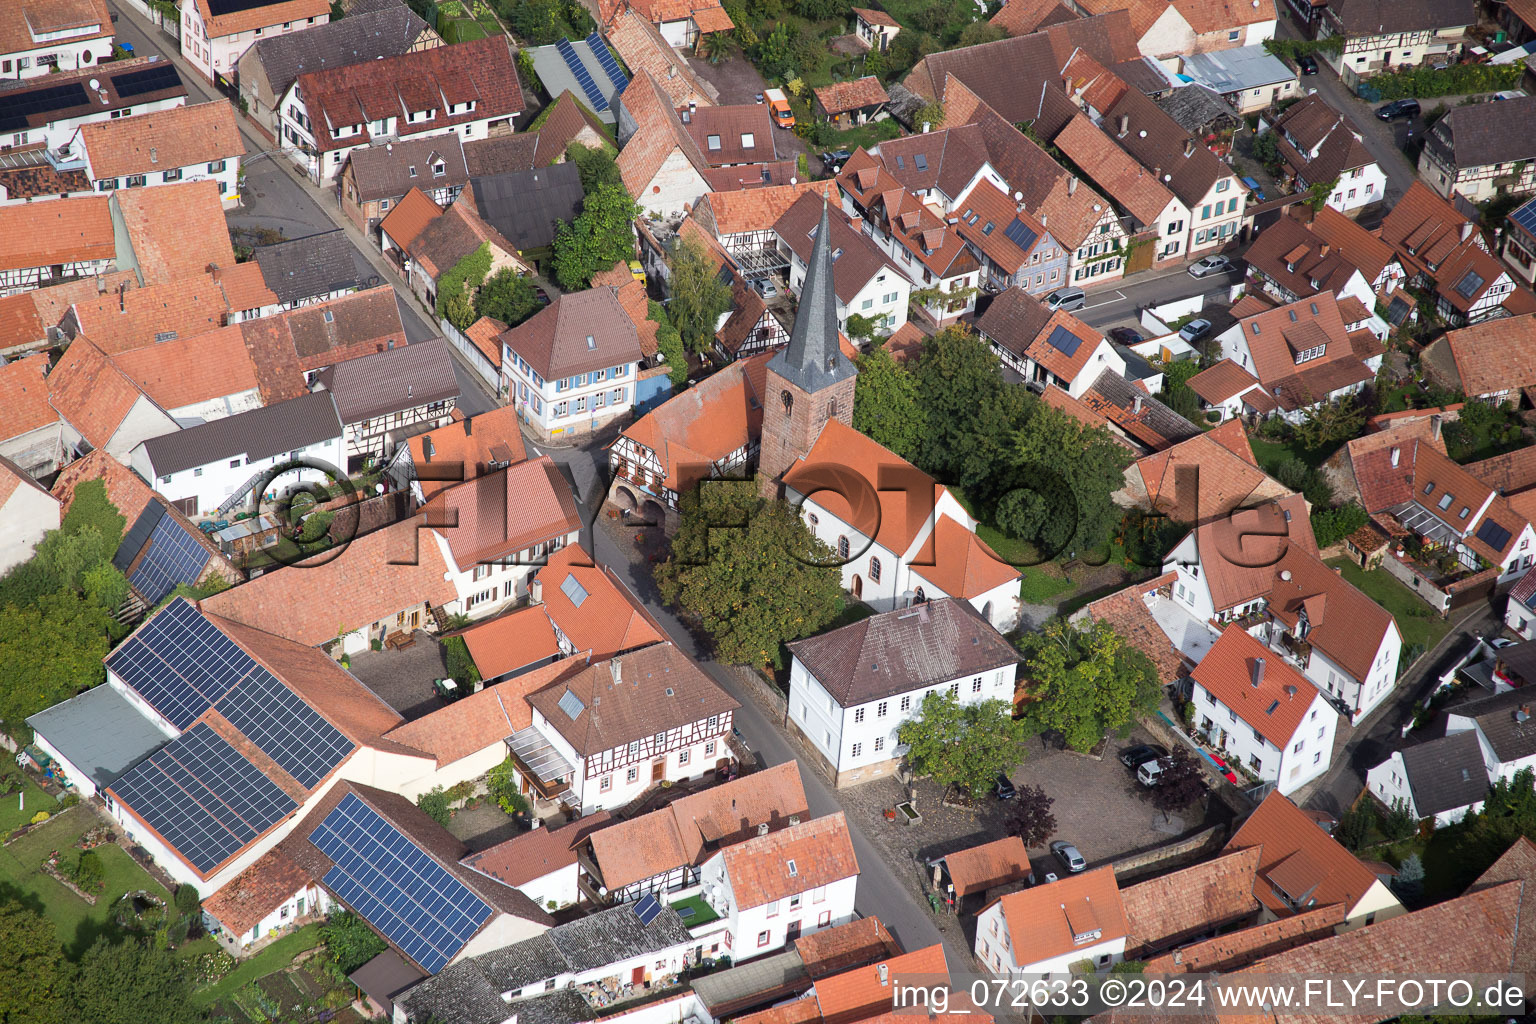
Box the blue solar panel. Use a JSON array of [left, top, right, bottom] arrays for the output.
[[216, 667, 355, 789], [1043, 324, 1083, 358], [1510, 198, 1536, 237], [556, 37, 610, 112], [1002, 217, 1038, 254], [586, 31, 629, 91], [1476, 518, 1513, 552], [633, 893, 663, 925], [115, 503, 165, 572], [110, 723, 296, 873], [312, 793, 493, 974], [105, 599, 255, 729], [130, 515, 211, 604]]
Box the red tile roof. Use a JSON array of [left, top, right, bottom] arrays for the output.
[[1443, 312, 1536, 398], [195, 0, 328, 37], [942, 836, 1030, 898], [989, 864, 1127, 969], [1187, 358, 1264, 405], [1267, 546, 1396, 682], [533, 543, 668, 659], [421, 456, 582, 568], [1134, 420, 1287, 525], [46, 337, 152, 449], [113, 181, 238, 285], [1121, 845, 1261, 956], [0, 352, 55, 441], [1226, 790, 1385, 921], [814, 944, 949, 1023], [457, 605, 562, 682], [113, 324, 260, 410], [1142, 901, 1345, 974], [69, 275, 232, 356], [1052, 113, 1173, 226], [784, 418, 942, 555], [406, 403, 529, 501], [606, 9, 713, 108], [622, 350, 771, 492], [1023, 309, 1107, 385], [1081, 575, 1185, 684], [384, 657, 583, 765], [80, 101, 242, 180], [1194, 495, 1317, 611], [380, 186, 444, 250], [202, 846, 313, 938], [1191, 625, 1319, 749], [813, 77, 889, 116], [693, 180, 841, 237], [461, 812, 613, 888], [0, 196, 114, 272], [794, 916, 902, 978], [909, 515, 1021, 599], [1379, 181, 1471, 280]]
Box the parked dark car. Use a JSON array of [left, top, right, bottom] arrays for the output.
[[1297, 54, 1318, 74], [1118, 743, 1167, 770], [819, 149, 852, 168], [1376, 98, 1420, 121], [994, 774, 1017, 800], [1107, 326, 1144, 345]]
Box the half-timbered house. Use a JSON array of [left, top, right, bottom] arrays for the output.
[[0, 198, 117, 297], [509, 644, 740, 815], [314, 337, 458, 470]]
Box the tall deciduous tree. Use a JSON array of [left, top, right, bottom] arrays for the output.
[[853, 344, 926, 463], [1295, 396, 1364, 452], [1008, 402, 1133, 553], [1147, 748, 1205, 821], [566, 142, 623, 192], [0, 897, 69, 1024], [656, 481, 842, 666], [70, 938, 200, 1024], [1006, 784, 1057, 847], [551, 184, 642, 291], [667, 238, 733, 355], [897, 690, 1029, 799], [473, 268, 540, 327], [910, 325, 1028, 491], [649, 300, 689, 387], [1015, 620, 1161, 753]]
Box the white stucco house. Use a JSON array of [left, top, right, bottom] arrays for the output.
[[178, 0, 330, 85], [0, 455, 60, 575], [975, 865, 1127, 984], [697, 812, 859, 961], [1366, 730, 1490, 828], [786, 598, 1020, 787]]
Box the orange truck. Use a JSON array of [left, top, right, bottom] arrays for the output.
[[765, 88, 794, 129]]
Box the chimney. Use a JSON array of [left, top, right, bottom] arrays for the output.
[[1318, 243, 1330, 258], [464, 415, 472, 435], [757, 822, 770, 836], [408, 384, 413, 400], [1040, 212, 1047, 227], [878, 964, 889, 986], [1118, 114, 1129, 137], [1133, 394, 1144, 414], [1068, 175, 1079, 196], [1390, 446, 1400, 467], [149, 146, 157, 165], [1431, 414, 1443, 441], [789, 814, 801, 825], [1153, 166, 1161, 181], [1183, 138, 1195, 158], [611, 659, 623, 685], [1251, 656, 1265, 688]]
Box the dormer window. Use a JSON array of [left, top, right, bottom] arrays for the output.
[[408, 108, 435, 124], [433, 161, 446, 176], [408, 165, 417, 178], [1424, 483, 1435, 495], [372, 118, 390, 135]]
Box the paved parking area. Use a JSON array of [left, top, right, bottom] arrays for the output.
[[683, 49, 815, 171], [346, 630, 451, 721]]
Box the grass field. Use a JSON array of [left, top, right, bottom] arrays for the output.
[[0, 805, 172, 958], [1326, 557, 1452, 654], [192, 923, 324, 1009], [0, 774, 57, 832]]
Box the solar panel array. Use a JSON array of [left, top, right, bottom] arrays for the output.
[[114, 503, 166, 572], [111, 64, 182, 99], [0, 82, 90, 131], [1511, 199, 1536, 238], [555, 38, 609, 112], [1003, 218, 1038, 254], [130, 515, 211, 605], [204, 0, 283, 17], [111, 723, 297, 874], [560, 575, 589, 608], [106, 598, 256, 728], [1454, 270, 1484, 299], [311, 793, 494, 974], [1477, 518, 1513, 553], [1043, 324, 1083, 359], [216, 668, 355, 789], [586, 32, 629, 92], [633, 893, 663, 925]]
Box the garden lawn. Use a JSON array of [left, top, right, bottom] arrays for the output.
[[0, 805, 172, 957], [822, 119, 901, 153], [191, 923, 323, 1009], [670, 893, 721, 926], [875, 0, 989, 44], [1249, 434, 1338, 472], [1019, 568, 1074, 605], [0, 775, 57, 832], [1326, 558, 1453, 654]]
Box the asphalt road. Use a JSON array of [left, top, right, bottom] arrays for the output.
[[106, 1, 500, 418], [530, 435, 956, 962], [1076, 263, 1245, 331]]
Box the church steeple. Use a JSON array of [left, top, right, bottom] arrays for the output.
[[767, 199, 856, 393], [758, 196, 859, 495]]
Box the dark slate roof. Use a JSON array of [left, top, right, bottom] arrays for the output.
[[397, 903, 690, 1024], [1325, 0, 1474, 35], [314, 337, 459, 424], [1424, 95, 1536, 171], [975, 286, 1052, 358], [767, 198, 856, 394], [253, 230, 359, 305], [1081, 368, 1203, 449], [1155, 84, 1242, 134], [1450, 684, 1536, 764], [1399, 730, 1489, 817], [786, 597, 1019, 707], [346, 135, 471, 203], [139, 390, 343, 476], [466, 163, 585, 253], [248, 4, 428, 99]]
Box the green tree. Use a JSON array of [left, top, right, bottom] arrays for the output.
[[0, 595, 113, 733], [320, 910, 388, 975], [70, 938, 200, 1024], [1251, 129, 1280, 170], [1015, 620, 1161, 753], [958, 21, 1004, 46], [434, 242, 493, 331], [896, 690, 1028, 799], [552, 184, 642, 290], [567, 142, 623, 192], [60, 479, 126, 546], [0, 897, 70, 1024], [656, 481, 842, 666], [1305, 176, 1340, 212], [442, 635, 481, 690], [910, 325, 1028, 491], [1394, 852, 1426, 903], [668, 237, 734, 354], [1311, 502, 1368, 548], [853, 344, 926, 463], [913, 101, 945, 131], [416, 786, 452, 828], [474, 268, 540, 327], [649, 300, 689, 387], [699, 31, 731, 63], [486, 757, 530, 814], [1295, 396, 1364, 453], [173, 884, 201, 918], [1008, 402, 1133, 553]]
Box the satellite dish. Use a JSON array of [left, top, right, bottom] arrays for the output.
[[1013, 191, 1023, 202], [790, 176, 798, 185], [88, 79, 100, 90]]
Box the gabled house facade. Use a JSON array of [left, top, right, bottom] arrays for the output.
[[0, 0, 113, 80], [976, 866, 1128, 981], [179, 0, 330, 85], [786, 598, 1020, 787], [1264, 94, 1385, 216], [1317, 0, 1476, 88], [774, 192, 910, 334], [1419, 95, 1536, 203]]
